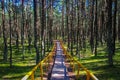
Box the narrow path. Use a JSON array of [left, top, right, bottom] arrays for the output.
[[50, 41, 69, 80]]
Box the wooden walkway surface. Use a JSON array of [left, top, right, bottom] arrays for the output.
[[50, 41, 70, 80]]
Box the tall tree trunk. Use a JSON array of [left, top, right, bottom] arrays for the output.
[[90, 0, 95, 53], [28, 14, 32, 53], [94, 0, 98, 56], [70, 0, 74, 56], [33, 0, 40, 64], [117, 2, 120, 43], [100, 10, 104, 45], [118, 15, 120, 42], [112, 0, 117, 54], [62, 0, 65, 41], [41, 0, 46, 60], [76, 0, 80, 56], [1, 0, 8, 61], [14, 9, 19, 51], [21, 1, 25, 60], [66, 0, 70, 49], [9, 0, 12, 67], [106, 0, 113, 66], [49, 0, 53, 45]]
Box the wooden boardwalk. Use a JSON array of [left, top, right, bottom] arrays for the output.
[[50, 41, 70, 80], [21, 40, 98, 80]]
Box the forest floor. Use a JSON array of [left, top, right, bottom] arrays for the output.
[[0, 44, 51, 80], [77, 43, 120, 80], [0, 43, 120, 80], [0, 47, 36, 79]]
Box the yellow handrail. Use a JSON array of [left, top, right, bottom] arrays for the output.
[[21, 41, 56, 80], [60, 41, 98, 80], [22, 40, 98, 80]]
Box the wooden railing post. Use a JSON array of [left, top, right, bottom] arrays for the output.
[[76, 65, 80, 79], [40, 63, 43, 80], [72, 58, 75, 72], [30, 73, 34, 80], [86, 71, 90, 80]]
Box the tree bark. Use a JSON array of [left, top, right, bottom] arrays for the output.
[[94, 0, 98, 56], [62, 0, 65, 41], [1, 0, 8, 61], [8, 0, 12, 67], [33, 0, 40, 64], [112, 0, 117, 54], [106, 0, 113, 66], [90, 0, 95, 53], [66, 0, 70, 49], [21, 1, 25, 60]]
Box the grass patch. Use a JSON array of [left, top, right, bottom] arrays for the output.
[[0, 43, 52, 80], [0, 47, 36, 80], [77, 44, 120, 80]]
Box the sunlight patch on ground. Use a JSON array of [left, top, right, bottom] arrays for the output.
[[52, 73, 64, 77], [2, 73, 24, 79], [81, 59, 107, 64], [53, 68, 64, 72]]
